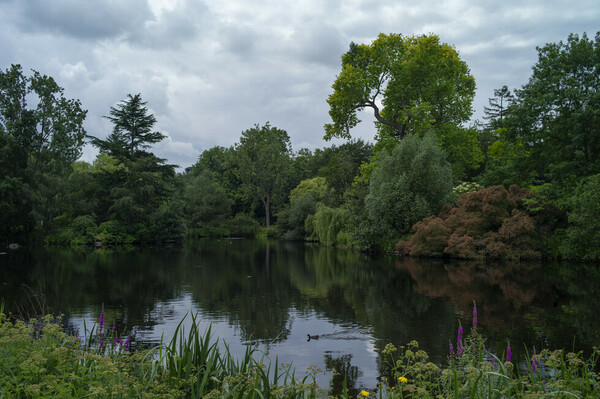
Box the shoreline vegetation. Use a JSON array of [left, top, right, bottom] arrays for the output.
[[1, 305, 598, 398], [2, 32, 600, 260]]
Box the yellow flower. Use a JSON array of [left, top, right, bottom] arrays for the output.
[[398, 376, 408, 384], [360, 390, 369, 397]]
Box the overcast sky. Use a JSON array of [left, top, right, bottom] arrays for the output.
[[1, 0, 598, 169]]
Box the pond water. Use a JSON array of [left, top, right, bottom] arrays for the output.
[[1, 239, 599, 394]]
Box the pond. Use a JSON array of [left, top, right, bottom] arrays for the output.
[[1, 239, 599, 394]]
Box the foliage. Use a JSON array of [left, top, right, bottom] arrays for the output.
[[0, 311, 323, 398], [452, 181, 483, 197], [2, 310, 599, 399], [324, 33, 475, 141], [483, 85, 515, 128], [183, 170, 232, 227], [483, 32, 600, 189], [88, 94, 166, 160], [191, 145, 252, 216], [289, 177, 331, 204], [0, 64, 87, 241], [316, 139, 373, 204], [399, 185, 543, 259], [365, 133, 454, 246], [561, 174, 600, 259], [237, 123, 293, 227], [279, 195, 318, 240], [86, 94, 182, 244], [305, 204, 350, 246]]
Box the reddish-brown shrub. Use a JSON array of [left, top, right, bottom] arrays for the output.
[[444, 233, 478, 258], [408, 216, 451, 257], [486, 209, 540, 259], [396, 184, 543, 259], [395, 240, 412, 255]]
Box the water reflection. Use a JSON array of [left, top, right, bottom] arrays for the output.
[[1, 239, 599, 393]]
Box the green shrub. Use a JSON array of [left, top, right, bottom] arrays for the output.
[[95, 220, 136, 245], [229, 213, 260, 237]]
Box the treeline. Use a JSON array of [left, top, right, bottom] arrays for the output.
[[1, 31, 599, 259]]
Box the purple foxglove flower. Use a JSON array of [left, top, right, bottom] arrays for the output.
[[472, 302, 478, 328], [506, 341, 512, 363]]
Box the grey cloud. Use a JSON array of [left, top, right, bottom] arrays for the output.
[[219, 24, 257, 57], [128, 1, 209, 49], [16, 0, 153, 40], [292, 23, 346, 67]]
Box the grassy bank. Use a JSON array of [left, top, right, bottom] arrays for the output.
[[0, 307, 598, 398]]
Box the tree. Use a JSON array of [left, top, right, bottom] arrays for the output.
[[483, 85, 514, 126], [89, 94, 179, 242], [365, 133, 453, 244], [89, 93, 165, 160], [182, 170, 232, 227], [0, 64, 87, 241], [324, 33, 475, 141], [496, 32, 600, 187], [236, 123, 292, 227], [317, 139, 372, 204]]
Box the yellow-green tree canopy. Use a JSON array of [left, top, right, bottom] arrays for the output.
[[324, 33, 475, 141]]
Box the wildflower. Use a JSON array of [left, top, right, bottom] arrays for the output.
[[398, 376, 408, 384], [506, 340, 511, 363], [457, 321, 464, 356], [532, 347, 538, 373], [472, 301, 477, 329], [99, 305, 105, 335], [449, 341, 454, 359], [360, 390, 369, 397], [124, 335, 131, 351]]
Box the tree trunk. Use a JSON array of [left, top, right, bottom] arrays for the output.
[[265, 192, 271, 227]]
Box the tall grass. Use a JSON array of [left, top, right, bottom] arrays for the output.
[[157, 312, 321, 398]]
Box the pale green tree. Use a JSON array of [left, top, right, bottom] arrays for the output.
[[324, 33, 475, 141]]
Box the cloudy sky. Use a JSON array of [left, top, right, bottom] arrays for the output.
[[1, 0, 598, 169]]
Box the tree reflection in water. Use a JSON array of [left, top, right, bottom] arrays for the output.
[[1, 240, 598, 392]]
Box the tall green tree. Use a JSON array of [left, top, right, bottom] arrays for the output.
[[493, 32, 600, 187], [324, 33, 475, 141], [0, 64, 87, 241], [89, 94, 180, 242], [236, 123, 292, 227]]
